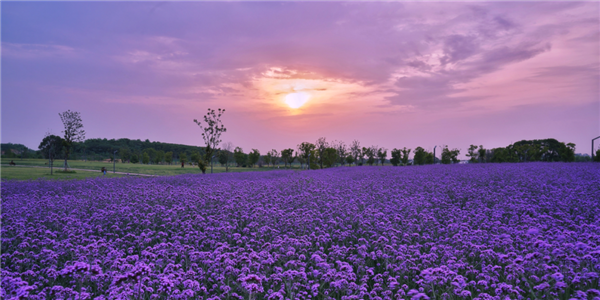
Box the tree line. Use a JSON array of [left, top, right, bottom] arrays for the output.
[[1, 108, 592, 169]]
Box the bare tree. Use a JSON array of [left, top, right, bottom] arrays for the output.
[[194, 108, 226, 174], [59, 110, 86, 171], [332, 140, 348, 166], [350, 140, 361, 166]]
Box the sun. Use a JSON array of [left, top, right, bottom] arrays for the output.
[[284, 92, 310, 109]]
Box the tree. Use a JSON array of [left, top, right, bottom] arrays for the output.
[[364, 146, 377, 166], [297, 142, 316, 169], [401, 148, 411, 166], [234, 147, 247, 167], [264, 151, 272, 167], [119, 147, 131, 163], [595, 149, 600, 162], [218, 150, 229, 167], [477, 146, 486, 163], [377, 147, 387, 166], [59, 110, 86, 171], [144, 148, 156, 164], [466, 145, 478, 163], [221, 141, 234, 171], [190, 152, 201, 166], [315, 137, 329, 169], [345, 155, 355, 166], [281, 148, 295, 168], [155, 150, 165, 164], [179, 153, 187, 167], [248, 149, 260, 168], [165, 151, 173, 165], [562, 143, 576, 162], [267, 149, 279, 168], [38, 134, 64, 160], [142, 152, 150, 164], [350, 140, 361, 166], [130, 153, 139, 164], [194, 108, 226, 174], [390, 148, 401, 166], [322, 147, 338, 168], [413, 147, 428, 165], [332, 140, 348, 166], [441, 146, 460, 164]]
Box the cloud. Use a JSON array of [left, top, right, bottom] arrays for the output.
[[1, 42, 77, 59], [2, 1, 598, 154]]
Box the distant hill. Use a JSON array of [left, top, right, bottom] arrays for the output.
[[2, 138, 205, 161], [75, 138, 205, 161], [1, 143, 35, 158]]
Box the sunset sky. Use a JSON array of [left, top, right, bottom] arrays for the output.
[[2, 1, 599, 157]]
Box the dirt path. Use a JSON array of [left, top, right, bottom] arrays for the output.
[[1, 164, 158, 177]]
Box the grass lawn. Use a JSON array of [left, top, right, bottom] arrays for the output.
[[1, 165, 125, 181], [1, 158, 305, 179]]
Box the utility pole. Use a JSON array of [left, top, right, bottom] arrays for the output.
[[308, 152, 310, 170], [113, 150, 117, 173], [433, 146, 437, 165], [593, 136, 600, 161]]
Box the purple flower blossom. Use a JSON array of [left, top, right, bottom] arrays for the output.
[[1, 163, 598, 298]]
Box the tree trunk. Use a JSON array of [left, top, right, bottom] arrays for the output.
[[64, 148, 69, 172]]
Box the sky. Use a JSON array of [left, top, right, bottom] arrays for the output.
[[2, 1, 599, 158]]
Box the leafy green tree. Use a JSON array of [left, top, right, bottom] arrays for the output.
[[477, 146, 486, 163], [441, 146, 460, 164], [59, 110, 86, 171], [142, 152, 150, 164], [297, 142, 316, 169], [281, 148, 295, 168], [155, 150, 165, 164], [179, 153, 187, 167], [130, 153, 139, 164], [505, 139, 574, 162], [561, 143, 576, 162], [218, 150, 229, 167], [315, 137, 328, 169], [234, 147, 247, 167], [345, 155, 355, 166], [377, 147, 387, 166], [466, 145, 478, 163], [490, 147, 510, 163], [165, 151, 173, 165], [190, 152, 201, 166], [390, 148, 401, 166], [38, 134, 64, 160], [119, 147, 131, 163], [194, 108, 227, 174], [401, 148, 411, 166], [595, 149, 600, 162], [364, 146, 377, 166], [264, 151, 272, 167], [248, 149, 260, 168], [144, 148, 156, 164], [322, 147, 338, 168], [413, 147, 428, 165]]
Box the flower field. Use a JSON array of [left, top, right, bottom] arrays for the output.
[[2, 163, 600, 300]]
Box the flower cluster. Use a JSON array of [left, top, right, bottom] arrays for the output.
[[2, 163, 599, 299]]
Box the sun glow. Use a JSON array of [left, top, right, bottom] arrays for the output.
[[284, 92, 310, 109]]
